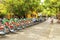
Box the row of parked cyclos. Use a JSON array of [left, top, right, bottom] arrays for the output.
[[0, 17, 46, 36]]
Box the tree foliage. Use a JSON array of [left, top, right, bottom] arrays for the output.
[[0, 0, 60, 17], [2, 0, 40, 17], [40, 0, 60, 16]]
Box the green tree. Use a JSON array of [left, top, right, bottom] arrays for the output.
[[40, 0, 60, 16], [2, 0, 40, 18]]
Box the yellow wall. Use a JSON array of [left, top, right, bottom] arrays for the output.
[[6, 13, 13, 19], [27, 14, 32, 18], [27, 11, 38, 18], [32, 11, 38, 18]]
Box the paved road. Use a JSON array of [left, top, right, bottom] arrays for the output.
[[0, 21, 60, 40]]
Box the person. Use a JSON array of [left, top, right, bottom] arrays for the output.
[[32, 17, 37, 23], [51, 17, 53, 24], [39, 16, 43, 22], [47, 17, 51, 23], [46, 17, 52, 24]]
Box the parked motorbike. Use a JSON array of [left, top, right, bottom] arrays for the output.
[[5, 22, 16, 33], [15, 22, 22, 30], [19, 20, 26, 29], [0, 24, 6, 36]]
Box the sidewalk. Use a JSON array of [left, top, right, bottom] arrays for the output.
[[0, 22, 60, 40]]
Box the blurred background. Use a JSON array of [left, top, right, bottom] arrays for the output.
[[0, 0, 60, 19]]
